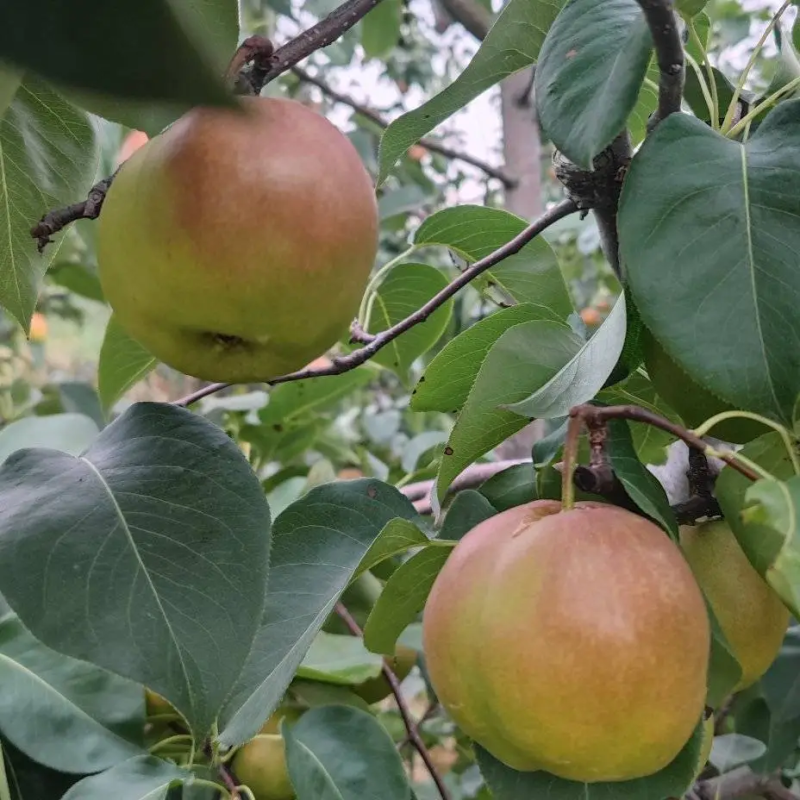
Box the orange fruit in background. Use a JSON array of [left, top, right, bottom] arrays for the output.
[[580, 307, 602, 326], [29, 312, 48, 342], [116, 130, 149, 166], [408, 144, 428, 162]]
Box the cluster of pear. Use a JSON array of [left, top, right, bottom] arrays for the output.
[[422, 500, 789, 783], [96, 97, 379, 384]]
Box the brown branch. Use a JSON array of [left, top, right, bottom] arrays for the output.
[[173, 198, 579, 406], [30, 171, 118, 252], [695, 767, 797, 800], [292, 66, 516, 186], [335, 603, 452, 800], [634, 0, 685, 127], [218, 762, 242, 798], [401, 458, 528, 504]]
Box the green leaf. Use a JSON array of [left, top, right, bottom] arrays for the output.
[[0, 65, 21, 117], [376, 0, 566, 184], [0, 78, 99, 328], [296, 632, 384, 685], [361, 0, 402, 59], [620, 101, 800, 424], [363, 545, 452, 655], [683, 64, 736, 127], [1, 737, 84, 798], [627, 58, 659, 146], [218, 479, 419, 748], [479, 463, 537, 511], [98, 316, 158, 413], [0, 402, 270, 741], [436, 320, 583, 503], [706, 601, 742, 708], [0, 614, 143, 773], [47, 261, 105, 303], [61, 756, 189, 800], [535, 0, 652, 169], [506, 293, 626, 418], [0, 413, 99, 464], [57, 382, 106, 430], [413, 206, 573, 315], [439, 490, 496, 540], [760, 625, 800, 722], [378, 185, 429, 220], [0, 2, 232, 110], [368, 264, 452, 377], [476, 716, 703, 800], [284, 706, 411, 800], [740, 475, 800, 618], [356, 518, 431, 579], [411, 304, 563, 413], [710, 734, 767, 773]]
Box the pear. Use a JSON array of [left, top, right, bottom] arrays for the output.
[[423, 500, 710, 782], [96, 97, 378, 383], [680, 520, 789, 690], [353, 645, 417, 704], [233, 734, 295, 800]]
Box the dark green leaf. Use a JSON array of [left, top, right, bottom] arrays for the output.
[[361, 0, 402, 59], [620, 101, 800, 424], [761, 626, 800, 722], [47, 261, 105, 303], [377, 1, 566, 183], [61, 756, 189, 800], [218, 479, 418, 747], [479, 463, 537, 511], [2, 737, 84, 799], [0, 64, 21, 116], [0, 402, 269, 740], [356, 518, 431, 579], [439, 490, 496, 540], [378, 185, 429, 220], [284, 705, 411, 800], [0, 413, 99, 464], [57, 382, 106, 430], [535, 0, 652, 169], [98, 316, 158, 413], [683, 64, 736, 126], [0, 78, 99, 328], [706, 601, 743, 708]]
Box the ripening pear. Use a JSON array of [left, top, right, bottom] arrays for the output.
[[680, 520, 789, 690], [233, 734, 295, 800], [423, 500, 710, 783], [97, 97, 378, 383]]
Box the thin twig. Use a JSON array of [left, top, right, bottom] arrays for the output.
[[335, 603, 452, 800], [634, 0, 685, 127], [397, 701, 439, 750], [218, 763, 241, 798], [292, 66, 516, 186], [173, 199, 579, 406], [401, 459, 528, 502]]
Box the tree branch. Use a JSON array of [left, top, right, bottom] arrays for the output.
[[292, 66, 516, 186], [173, 198, 579, 406], [634, 0, 685, 127], [694, 766, 797, 800], [335, 603, 452, 800]]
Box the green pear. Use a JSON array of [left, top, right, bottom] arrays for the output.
[[96, 97, 378, 383], [423, 500, 710, 782], [233, 734, 295, 800], [680, 520, 789, 690]]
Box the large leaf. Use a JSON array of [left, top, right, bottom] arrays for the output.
[[761, 626, 800, 722], [0, 402, 269, 740], [98, 316, 159, 413], [368, 263, 452, 377], [0, 2, 230, 109], [411, 304, 563, 413], [0, 413, 99, 464], [296, 632, 383, 685], [0, 614, 143, 773], [506, 293, 626, 418], [284, 706, 411, 800], [436, 320, 583, 502], [218, 479, 419, 748], [361, 0, 402, 59], [413, 206, 573, 315], [619, 101, 800, 424], [376, 0, 566, 183], [0, 78, 99, 328], [61, 756, 189, 800], [535, 0, 652, 169]]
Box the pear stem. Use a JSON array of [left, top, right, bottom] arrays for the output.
[[560, 414, 584, 511]]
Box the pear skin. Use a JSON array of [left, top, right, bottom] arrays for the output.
[[233, 734, 295, 800], [423, 500, 710, 782], [97, 97, 378, 383]]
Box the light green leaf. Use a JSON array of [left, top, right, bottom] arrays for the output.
[[377, 0, 566, 184], [361, 0, 402, 59], [296, 632, 384, 685], [0, 413, 99, 465], [61, 756, 189, 800], [710, 734, 767, 773], [355, 518, 431, 580], [98, 316, 158, 413]]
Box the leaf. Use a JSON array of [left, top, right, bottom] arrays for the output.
[[98, 315, 158, 413], [361, 0, 402, 59], [0, 402, 270, 740], [401, 431, 448, 473], [0, 614, 143, 773], [61, 756, 189, 800], [683, 64, 736, 127], [479, 463, 537, 511], [376, 0, 566, 184], [605, 418, 678, 538], [368, 263, 452, 377], [476, 716, 703, 800], [761, 626, 800, 722], [0, 2, 231, 110], [411, 304, 564, 413], [535, 0, 652, 169], [706, 601, 743, 708], [217, 479, 419, 748], [296, 632, 384, 685], [378, 185, 429, 220], [413, 206, 573, 316], [284, 706, 411, 800], [48, 261, 105, 303], [356, 518, 431, 579], [436, 320, 583, 502], [57, 382, 106, 430], [740, 475, 800, 618], [0, 413, 99, 465], [619, 100, 800, 424], [0, 65, 21, 116], [506, 293, 626, 419], [363, 545, 452, 655], [438, 490, 496, 540], [1, 737, 84, 799], [0, 78, 99, 328], [710, 734, 767, 773]]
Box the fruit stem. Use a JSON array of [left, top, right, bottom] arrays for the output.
[[193, 778, 232, 798], [149, 734, 194, 755], [561, 413, 584, 511]]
